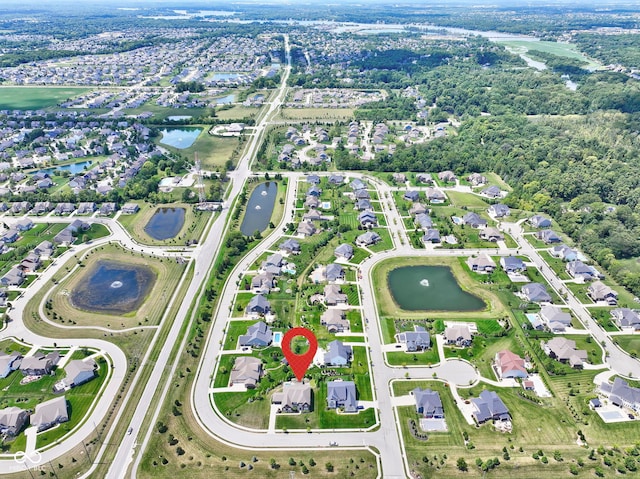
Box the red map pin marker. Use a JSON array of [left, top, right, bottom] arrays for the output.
[[281, 327, 318, 381]]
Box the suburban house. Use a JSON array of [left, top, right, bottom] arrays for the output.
[[54, 228, 75, 246], [1, 229, 19, 244], [321, 309, 350, 333], [326, 380, 357, 412], [15, 219, 34, 232], [239, 321, 272, 347], [438, 171, 456, 182], [303, 209, 326, 222], [297, 221, 316, 237], [306, 174, 321, 184], [32, 396, 69, 432], [354, 189, 370, 200], [494, 350, 528, 379], [76, 202, 97, 215], [542, 337, 588, 368], [414, 213, 433, 230], [121, 203, 140, 214], [19, 253, 41, 272], [355, 198, 372, 211], [395, 325, 431, 352], [306, 185, 321, 197], [54, 203, 76, 215], [324, 284, 347, 306], [98, 202, 117, 216], [444, 324, 472, 347], [466, 254, 496, 273], [529, 215, 552, 228], [334, 243, 354, 261], [467, 173, 487, 186], [229, 356, 262, 389], [488, 204, 510, 219], [409, 203, 427, 216], [34, 240, 54, 259], [611, 308, 640, 330], [412, 388, 444, 418], [422, 229, 441, 244], [480, 227, 504, 242], [328, 174, 344, 185], [393, 173, 407, 183], [272, 381, 312, 413], [356, 231, 381, 247], [536, 229, 562, 244], [404, 190, 420, 202], [500, 256, 526, 273], [358, 210, 378, 228], [587, 281, 618, 305], [0, 406, 28, 436], [520, 283, 552, 303], [550, 244, 578, 262], [59, 358, 97, 389], [324, 340, 352, 366], [279, 238, 301, 255], [461, 212, 487, 228], [251, 273, 276, 295], [599, 378, 640, 412], [566, 260, 597, 281], [471, 390, 510, 424], [481, 185, 502, 198], [1, 267, 24, 287], [0, 351, 22, 378], [426, 188, 446, 203], [325, 263, 345, 282], [19, 351, 58, 376], [540, 305, 572, 332], [304, 195, 320, 209], [350, 179, 366, 191], [245, 295, 271, 317]]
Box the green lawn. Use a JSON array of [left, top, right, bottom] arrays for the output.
[[613, 335, 640, 359], [447, 191, 489, 208], [387, 349, 440, 366], [497, 40, 600, 68], [0, 86, 91, 109]]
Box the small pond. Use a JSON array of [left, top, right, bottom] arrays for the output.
[[211, 73, 243, 81], [214, 94, 235, 105], [70, 260, 156, 315], [34, 160, 92, 176], [144, 207, 185, 240], [158, 128, 202, 149], [240, 182, 277, 236], [387, 265, 485, 311]]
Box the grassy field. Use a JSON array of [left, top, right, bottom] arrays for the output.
[[0, 86, 91, 109], [117, 202, 211, 246], [279, 107, 355, 121], [159, 127, 241, 170], [497, 40, 600, 68], [371, 256, 506, 320], [45, 244, 187, 328], [613, 335, 640, 359], [446, 191, 489, 208]]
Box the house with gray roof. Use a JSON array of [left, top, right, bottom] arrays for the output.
[[306, 174, 321, 184], [239, 321, 272, 347], [306, 185, 321, 197], [0, 351, 22, 378], [327, 380, 357, 412], [566, 260, 596, 281], [334, 243, 354, 260], [426, 187, 446, 203], [98, 202, 117, 216], [321, 309, 350, 333], [324, 284, 347, 306], [32, 396, 69, 432], [471, 390, 510, 424], [34, 240, 54, 259], [324, 340, 352, 367], [297, 221, 316, 237], [358, 210, 377, 227], [500, 256, 525, 273], [543, 337, 587, 368], [355, 198, 372, 211], [245, 296, 271, 317], [550, 244, 578, 262], [54, 228, 75, 246], [229, 356, 262, 389], [409, 202, 427, 216], [479, 227, 504, 242], [121, 203, 139, 214], [414, 213, 433, 230], [587, 281, 618, 305], [54, 203, 76, 215], [19, 351, 58, 376], [536, 229, 562, 244], [304, 195, 320, 209], [468, 173, 487, 186], [59, 358, 97, 389], [356, 231, 381, 247], [396, 325, 430, 352], [325, 263, 345, 282], [1, 229, 19, 244], [466, 254, 496, 273], [404, 190, 420, 202], [16, 218, 34, 231], [328, 174, 344, 185], [488, 204, 510, 218], [251, 273, 276, 295], [529, 215, 552, 228], [599, 378, 640, 412], [413, 388, 444, 418], [272, 381, 312, 412], [1, 267, 24, 287], [438, 171, 456, 182], [279, 238, 300, 254], [422, 229, 441, 244], [0, 406, 28, 436], [444, 324, 472, 347], [520, 283, 552, 303], [350, 179, 366, 191], [540, 305, 572, 332], [481, 185, 502, 198], [611, 308, 640, 330], [461, 212, 487, 228]]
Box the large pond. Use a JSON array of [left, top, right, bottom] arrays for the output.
[[33, 160, 92, 176], [70, 260, 156, 315], [158, 128, 202, 149], [387, 265, 485, 311], [213, 94, 235, 105], [144, 207, 185, 240], [240, 182, 277, 236]]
